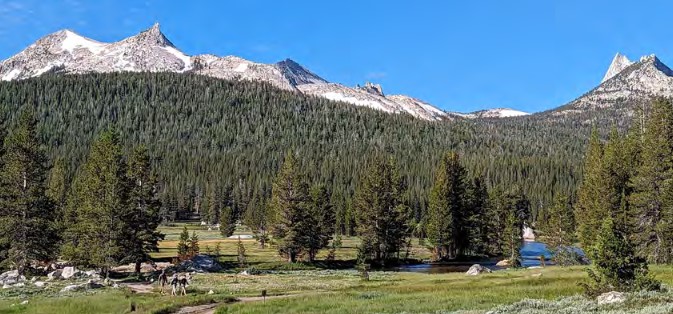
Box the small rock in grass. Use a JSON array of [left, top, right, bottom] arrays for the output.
[[60, 284, 84, 293], [61, 266, 79, 279], [496, 259, 511, 267], [47, 269, 63, 281], [20, 300, 28, 305], [466, 264, 492, 276], [208, 290, 214, 295], [597, 291, 626, 305], [34, 281, 47, 287]]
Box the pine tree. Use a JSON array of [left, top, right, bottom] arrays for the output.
[[237, 236, 247, 267], [305, 184, 334, 261], [629, 98, 673, 263], [219, 206, 236, 238], [575, 128, 608, 249], [270, 152, 310, 262], [540, 194, 577, 265], [0, 108, 58, 274], [61, 130, 129, 274], [177, 226, 190, 260], [46, 157, 68, 214], [583, 217, 660, 296], [426, 152, 467, 260], [500, 187, 531, 268], [124, 146, 164, 273], [354, 156, 410, 263], [244, 193, 269, 248], [466, 176, 490, 256], [188, 231, 200, 258]]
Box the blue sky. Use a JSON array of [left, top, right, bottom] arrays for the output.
[[0, 0, 671, 113]]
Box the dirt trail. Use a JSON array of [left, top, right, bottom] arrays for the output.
[[125, 282, 310, 313], [125, 283, 155, 294], [176, 294, 306, 314]]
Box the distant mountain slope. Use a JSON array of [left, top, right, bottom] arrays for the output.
[[552, 53, 673, 121], [0, 23, 459, 121], [461, 108, 530, 119]]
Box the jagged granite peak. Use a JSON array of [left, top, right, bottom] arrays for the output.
[[557, 53, 673, 115], [123, 22, 175, 47], [274, 58, 327, 86], [357, 82, 384, 97], [602, 53, 633, 83]]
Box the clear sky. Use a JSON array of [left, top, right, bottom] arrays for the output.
[[0, 0, 671, 113]]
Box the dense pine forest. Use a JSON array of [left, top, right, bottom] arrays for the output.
[[0, 73, 588, 234]]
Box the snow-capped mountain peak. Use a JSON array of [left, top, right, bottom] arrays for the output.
[[602, 53, 633, 83], [0, 24, 528, 121]]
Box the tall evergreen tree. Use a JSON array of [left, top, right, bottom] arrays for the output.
[[540, 194, 577, 265], [575, 128, 607, 249], [61, 130, 129, 274], [466, 176, 490, 256], [354, 156, 410, 263], [177, 226, 190, 260], [305, 184, 335, 261], [46, 157, 68, 213], [270, 152, 310, 262], [123, 146, 164, 273], [426, 152, 467, 260], [0, 108, 58, 273], [219, 206, 236, 238], [629, 98, 673, 263], [500, 187, 531, 267]]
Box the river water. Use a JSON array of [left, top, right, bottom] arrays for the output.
[[390, 241, 582, 274]]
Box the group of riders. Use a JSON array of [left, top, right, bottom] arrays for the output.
[[157, 269, 189, 296]]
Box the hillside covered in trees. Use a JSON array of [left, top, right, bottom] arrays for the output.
[[0, 73, 589, 233]]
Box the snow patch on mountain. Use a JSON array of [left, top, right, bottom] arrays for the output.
[[162, 46, 192, 71], [60, 30, 105, 54], [461, 108, 530, 118], [1, 69, 21, 81]]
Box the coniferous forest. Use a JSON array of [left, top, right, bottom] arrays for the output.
[[0, 72, 587, 238]]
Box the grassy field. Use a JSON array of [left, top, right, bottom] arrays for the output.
[[154, 222, 434, 264], [3, 266, 673, 313], [4, 222, 673, 313]]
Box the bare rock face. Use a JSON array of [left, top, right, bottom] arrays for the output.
[[602, 53, 634, 83]]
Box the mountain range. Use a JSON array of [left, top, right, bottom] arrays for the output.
[[0, 23, 529, 120], [2, 24, 673, 122]]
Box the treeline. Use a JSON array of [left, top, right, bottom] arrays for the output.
[[0, 72, 586, 236], [266, 150, 533, 264], [0, 108, 162, 275]]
